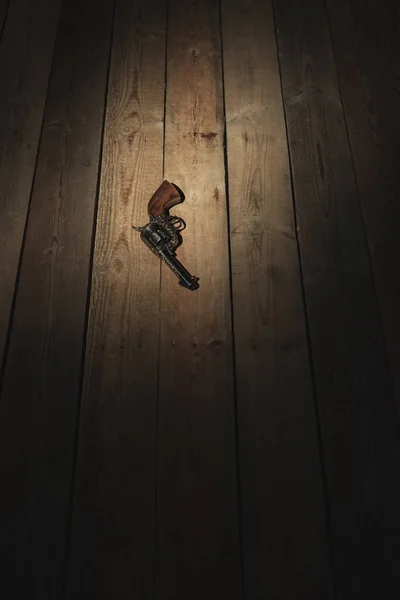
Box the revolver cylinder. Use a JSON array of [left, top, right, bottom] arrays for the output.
[[138, 220, 199, 291], [133, 180, 199, 291]]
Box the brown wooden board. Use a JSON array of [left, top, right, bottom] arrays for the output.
[[274, 0, 400, 597], [153, 0, 242, 598], [0, 0, 114, 596], [326, 0, 400, 415], [65, 1, 167, 598], [221, 0, 334, 597], [0, 0, 61, 366]]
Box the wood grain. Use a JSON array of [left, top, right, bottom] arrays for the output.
[[154, 0, 241, 598], [221, 0, 334, 597], [0, 0, 114, 596], [0, 0, 10, 40], [380, 0, 400, 97], [65, 1, 167, 598], [0, 0, 61, 366], [275, 0, 400, 596], [326, 0, 400, 415]]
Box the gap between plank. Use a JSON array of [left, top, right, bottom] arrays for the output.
[[0, 0, 11, 44], [271, 1, 338, 597], [152, 1, 170, 598], [324, 0, 398, 420], [61, 1, 118, 595], [218, 1, 245, 598], [0, 1, 63, 396]]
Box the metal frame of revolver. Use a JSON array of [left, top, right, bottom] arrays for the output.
[[133, 214, 200, 291]]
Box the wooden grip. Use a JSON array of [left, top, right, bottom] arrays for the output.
[[148, 180, 183, 217]]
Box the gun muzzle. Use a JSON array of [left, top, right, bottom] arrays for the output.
[[137, 222, 199, 291], [158, 248, 200, 291]]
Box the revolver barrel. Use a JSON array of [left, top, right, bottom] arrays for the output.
[[138, 222, 199, 291], [158, 247, 199, 291]]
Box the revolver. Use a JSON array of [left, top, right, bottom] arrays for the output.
[[133, 180, 199, 291]]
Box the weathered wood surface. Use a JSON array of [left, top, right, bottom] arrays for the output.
[[221, 0, 334, 597], [326, 0, 400, 415], [275, 0, 400, 596], [66, 1, 167, 598], [382, 0, 400, 98], [0, 0, 61, 366], [1, 0, 400, 597], [0, 0, 10, 40], [154, 0, 241, 598], [0, 0, 114, 596]]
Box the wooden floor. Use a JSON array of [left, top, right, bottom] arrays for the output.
[[1, 0, 400, 598]]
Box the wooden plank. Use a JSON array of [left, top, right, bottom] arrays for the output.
[[326, 0, 400, 415], [274, 0, 400, 597], [381, 0, 400, 95], [0, 0, 10, 40], [0, 0, 62, 366], [65, 1, 166, 598], [154, 0, 241, 598], [221, 0, 334, 597], [0, 0, 114, 596]]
